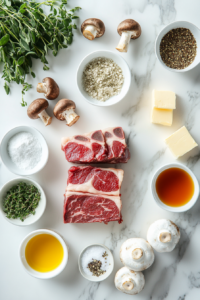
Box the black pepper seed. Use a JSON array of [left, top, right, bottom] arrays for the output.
[[160, 27, 197, 69]]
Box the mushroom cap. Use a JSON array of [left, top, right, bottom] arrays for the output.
[[42, 77, 59, 100], [147, 219, 181, 253], [53, 99, 76, 120], [27, 98, 49, 119], [81, 18, 105, 38], [120, 238, 154, 271], [117, 19, 141, 39], [115, 267, 145, 295]]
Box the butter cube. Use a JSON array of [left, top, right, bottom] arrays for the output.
[[153, 90, 176, 109], [165, 126, 198, 158], [151, 108, 173, 126]]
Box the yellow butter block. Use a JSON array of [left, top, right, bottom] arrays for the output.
[[151, 108, 173, 126], [165, 126, 198, 158], [153, 90, 176, 109]]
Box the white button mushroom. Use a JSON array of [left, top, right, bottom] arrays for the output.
[[115, 267, 145, 295], [27, 98, 52, 126], [147, 219, 181, 253], [53, 99, 80, 126], [37, 77, 59, 100], [120, 238, 154, 271], [81, 18, 105, 40], [116, 19, 141, 53]]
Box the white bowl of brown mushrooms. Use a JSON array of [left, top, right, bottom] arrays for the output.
[[77, 50, 131, 106], [155, 21, 200, 72]]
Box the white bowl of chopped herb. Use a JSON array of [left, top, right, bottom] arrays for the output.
[[78, 244, 114, 282], [0, 177, 46, 226], [155, 21, 200, 72], [77, 50, 131, 106]]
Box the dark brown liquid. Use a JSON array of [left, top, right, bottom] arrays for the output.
[[156, 168, 194, 207]]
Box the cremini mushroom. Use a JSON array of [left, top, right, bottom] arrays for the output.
[[115, 267, 145, 295], [81, 18, 105, 40], [120, 238, 154, 271], [27, 98, 52, 126], [37, 77, 59, 100], [53, 99, 80, 126], [147, 219, 181, 253], [116, 19, 141, 52]]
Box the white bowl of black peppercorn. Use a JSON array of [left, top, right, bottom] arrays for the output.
[[155, 21, 200, 72]]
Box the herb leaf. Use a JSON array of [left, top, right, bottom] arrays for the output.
[[0, 0, 81, 105], [3, 182, 41, 221]]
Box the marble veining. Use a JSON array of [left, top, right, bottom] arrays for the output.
[[1, 0, 200, 299]]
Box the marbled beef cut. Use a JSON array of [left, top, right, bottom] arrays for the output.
[[61, 130, 106, 163], [61, 127, 130, 164], [67, 166, 124, 196], [63, 191, 122, 224]]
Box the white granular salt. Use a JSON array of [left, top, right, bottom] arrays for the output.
[[7, 132, 42, 170], [83, 57, 124, 102], [81, 245, 110, 276]]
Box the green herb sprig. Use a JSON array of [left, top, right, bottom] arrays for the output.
[[3, 182, 41, 221], [0, 0, 81, 106]]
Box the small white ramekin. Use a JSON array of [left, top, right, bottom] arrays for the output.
[[19, 229, 68, 279], [78, 244, 114, 282], [0, 126, 49, 176], [151, 163, 199, 212], [77, 50, 131, 106], [155, 21, 200, 72], [0, 177, 46, 226]]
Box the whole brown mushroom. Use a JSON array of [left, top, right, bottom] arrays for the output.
[[81, 18, 105, 40], [27, 98, 52, 126], [53, 99, 80, 126], [37, 77, 59, 100], [116, 19, 141, 52]]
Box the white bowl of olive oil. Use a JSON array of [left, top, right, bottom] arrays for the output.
[[19, 229, 68, 279]]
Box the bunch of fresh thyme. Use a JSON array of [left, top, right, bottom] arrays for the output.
[[0, 0, 80, 105], [3, 182, 41, 221]]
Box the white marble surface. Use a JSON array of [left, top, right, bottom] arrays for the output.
[[1, 0, 200, 299]]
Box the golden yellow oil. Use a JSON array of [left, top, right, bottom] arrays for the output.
[[25, 234, 64, 272]]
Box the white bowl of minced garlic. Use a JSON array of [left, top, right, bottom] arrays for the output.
[[77, 50, 131, 106]]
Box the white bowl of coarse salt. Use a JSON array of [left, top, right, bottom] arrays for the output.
[[77, 50, 131, 106], [0, 126, 49, 176], [78, 244, 114, 282]]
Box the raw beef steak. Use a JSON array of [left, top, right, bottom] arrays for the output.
[[63, 191, 122, 224], [61, 130, 107, 163], [61, 127, 130, 164], [103, 127, 130, 163], [67, 166, 124, 196]]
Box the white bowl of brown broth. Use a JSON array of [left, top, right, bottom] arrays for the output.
[[151, 163, 199, 212], [155, 21, 200, 72], [19, 229, 68, 279]]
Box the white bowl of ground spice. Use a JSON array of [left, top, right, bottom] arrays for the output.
[[155, 21, 200, 72], [78, 244, 114, 282], [77, 50, 131, 106], [0, 126, 49, 176]]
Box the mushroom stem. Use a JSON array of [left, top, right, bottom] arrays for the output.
[[116, 31, 136, 52], [38, 110, 52, 126], [159, 231, 172, 243], [83, 25, 97, 40], [122, 280, 134, 291], [37, 82, 47, 94], [132, 248, 143, 260], [62, 108, 80, 126]]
